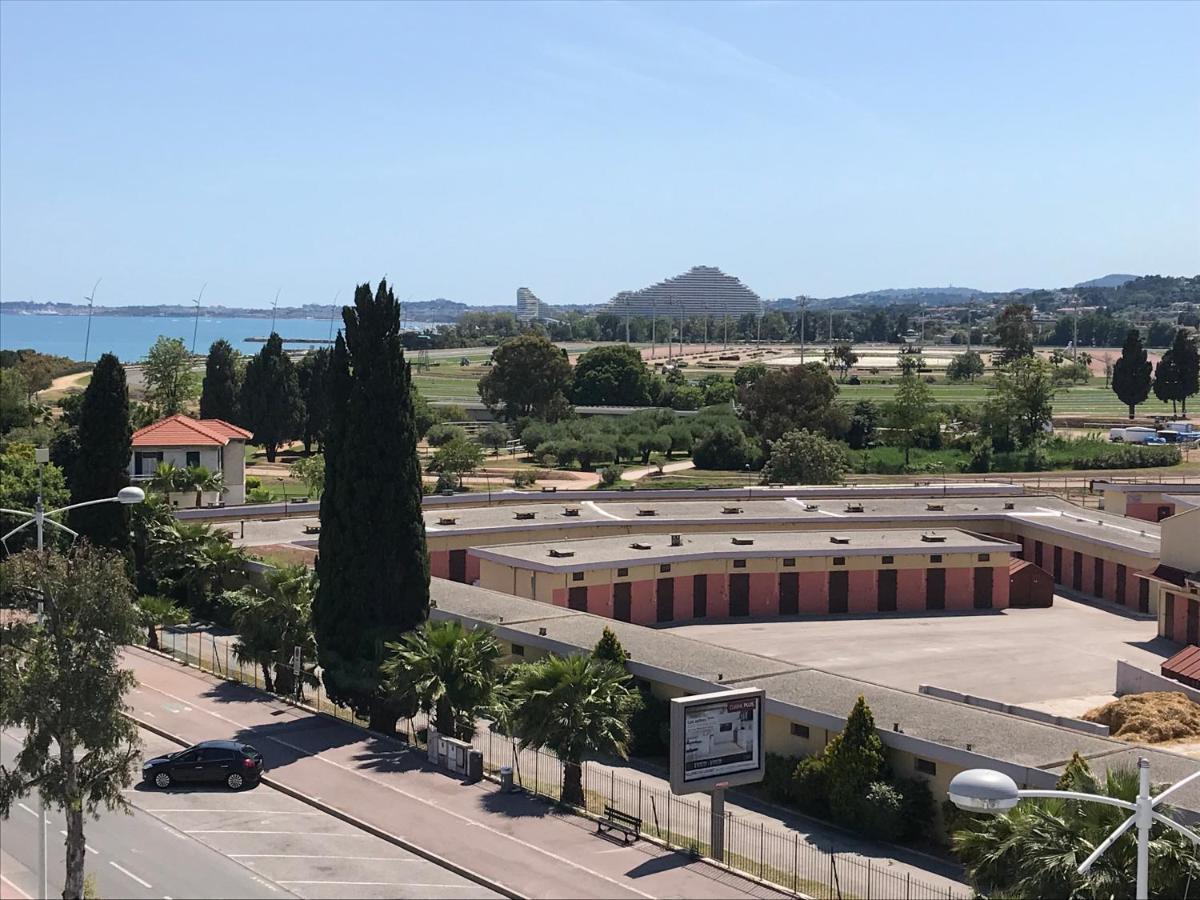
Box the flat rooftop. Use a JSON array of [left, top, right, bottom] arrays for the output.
[[422, 493, 1161, 557], [471, 528, 1015, 572]]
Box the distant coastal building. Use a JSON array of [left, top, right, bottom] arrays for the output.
[[516, 287, 540, 322], [606, 266, 762, 319]]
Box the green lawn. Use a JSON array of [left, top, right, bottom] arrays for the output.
[[410, 368, 1179, 418]]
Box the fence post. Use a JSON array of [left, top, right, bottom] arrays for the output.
[[792, 833, 798, 896], [906, 871, 911, 900], [610, 770, 615, 810], [667, 788, 671, 842], [867, 860, 872, 899], [535, 748, 539, 798], [759, 821, 764, 879]]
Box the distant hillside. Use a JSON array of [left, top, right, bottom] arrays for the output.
[[1075, 274, 1137, 289], [776, 286, 993, 310]]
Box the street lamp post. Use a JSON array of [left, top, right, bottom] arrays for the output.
[[0, 462, 144, 900], [947, 758, 1200, 900]]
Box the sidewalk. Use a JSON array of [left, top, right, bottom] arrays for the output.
[[122, 647, 787, 900]]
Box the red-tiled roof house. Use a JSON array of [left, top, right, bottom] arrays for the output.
[[130, 414, 253, 506]]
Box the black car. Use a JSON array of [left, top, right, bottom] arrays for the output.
[[143, 740, 265, 790]]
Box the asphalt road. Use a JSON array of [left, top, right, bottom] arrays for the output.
[[1, 729, 286, 900]]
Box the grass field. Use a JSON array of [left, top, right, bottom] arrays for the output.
[[412, 368, 1183, 419]]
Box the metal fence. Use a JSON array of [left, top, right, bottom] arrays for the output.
[[151, 626, 969, 900]]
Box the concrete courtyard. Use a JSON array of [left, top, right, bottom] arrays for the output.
[[668, 596, 1175, 716]]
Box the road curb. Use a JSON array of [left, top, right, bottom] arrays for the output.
[[126, 713, 524, 900]]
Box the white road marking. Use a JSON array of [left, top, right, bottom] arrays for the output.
[[143, 809, 322, 815], [0, 874, 32, 899], [184, 830, 359, 836], [137, 679, 655, 899], [142, 711, 156, 718], [276, 882, 466, 888], [231, 854, 415, 861], [109, 861, 152, 889]]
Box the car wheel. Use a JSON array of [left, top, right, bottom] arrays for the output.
[[154, 772, 171, 789], [226, 772, 245, 790]]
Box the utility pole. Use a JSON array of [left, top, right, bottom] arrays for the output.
[[828, 308, 833, 344], [625, 314, 630, 344], [327, 290, 341, 341], [967, 302, 973, 351], [651, 299, 656, 360], [82, 278, 101, 362], [190, 282, 207, 355], [797, 296, 809, 364], [703, 315, 708, 352], [1072, 294, 1080, 360], [723, 314, 728, 350]]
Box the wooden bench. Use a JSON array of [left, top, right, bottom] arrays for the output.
[[597, 805, 641, 843]]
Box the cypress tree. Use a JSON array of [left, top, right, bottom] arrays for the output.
[[296, 347, 332, 453], [314, 280, 429, 732], [1153, 352, 1182, 416], [199, 339, 241, 423], [1171, 328, 1199, 415], [68, 353, 132, 551], [240, 333, 304, 462], [1111, 329, 1152, 419]]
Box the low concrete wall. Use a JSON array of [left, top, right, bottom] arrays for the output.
[[918, 684, 1110, 736], [1115, 658, 1200, 703]]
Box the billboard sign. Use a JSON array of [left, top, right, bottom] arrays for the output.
[[669, 688, 765, 795]]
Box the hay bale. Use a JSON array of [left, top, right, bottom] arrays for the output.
[[1083, 692, 1200, 744]]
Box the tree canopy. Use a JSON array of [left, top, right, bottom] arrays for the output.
[[737, 364, 845, 445], [1111, 329, 1152, 419], [144, 336, 200, 415], [314, 280, 430, 732], [763, 429, 849, 485], [66, 354, 133, 551], [240, 333, 305, 462], [0, 546, 142, 900], [993, 304, 1035, 364], [477, 333, 572, 421], [199, 339, 241, 423], [570, 344, 653, 406], [296, 347, 332, 453]]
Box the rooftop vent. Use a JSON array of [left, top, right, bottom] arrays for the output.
[[514, 511, 536, 520], [670, 534, 683, 547], [630, 542, 652, 550], [926, 503, 944, 511], [636, 508, 657, 517], [538, 627, 547, 636], [921, 532, 947, 543], [731, 537, 755, 546], [1003, 501, 1015, 510], [722, 506, 743, 515], [437, 516, 457, 526], [830, 535, 851, 545], [562, 507, 580, 517], [548, 548, 575, 558], [845, 503, 864, 513]]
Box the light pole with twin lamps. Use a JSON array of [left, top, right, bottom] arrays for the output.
[[947, 757, 1200, 900], [0, 451, 144, 900]]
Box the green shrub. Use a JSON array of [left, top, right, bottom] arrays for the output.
[[792, 754, 830, 817], [762, 753, 802, 805], [247, 487, 272, 503], [512, 469, 536, 488], [245, 475, 262, 490], [628, 683, 670, 757], [600, 465, 623, 486], [896, 776, 937, 842], [858, 781, 905, 841]]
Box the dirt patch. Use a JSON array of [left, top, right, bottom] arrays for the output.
[[251, 543, 317, 569], [1083, 692, 1200, 743]]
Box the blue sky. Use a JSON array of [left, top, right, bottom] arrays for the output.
[[1, 0, 1197, 307]]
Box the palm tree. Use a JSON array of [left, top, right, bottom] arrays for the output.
[[183, 465, 225, 508], [134, 595, 187, 650], [227, 565, 317, 697], [149, 461, 189, 498], [381, 620, 501, 740], [954, 757, 1200, 899], [501, 653, 641, 807], [147, 520, 247, 612]]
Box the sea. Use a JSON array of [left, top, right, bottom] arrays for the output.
[[0, 313, 443, 362]]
